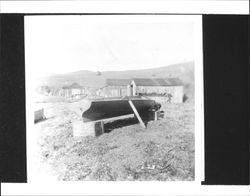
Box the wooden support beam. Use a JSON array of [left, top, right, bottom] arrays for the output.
[[154, 111, 158, 121], [128, 100, 146, 128], [95, 121, 104, 136]]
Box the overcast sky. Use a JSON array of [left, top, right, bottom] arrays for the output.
[[25, 15, 195, 77]]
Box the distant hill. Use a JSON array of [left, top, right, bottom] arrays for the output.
[[38, 61, 194, 98]]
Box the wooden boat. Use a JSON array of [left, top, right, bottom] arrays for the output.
[[82, 96, 161, 122]]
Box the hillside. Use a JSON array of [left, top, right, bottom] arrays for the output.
[[39, 61, 193, 87], [35, 100, 194, 181], [38, 61, 194, 98]]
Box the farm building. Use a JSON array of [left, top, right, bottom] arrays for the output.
[[130, 78, 184, 103], [98, 79, 131, 97], [61, 83, 86, 98]]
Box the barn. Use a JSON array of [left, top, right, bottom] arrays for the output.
[[130, 78, 184, 103], [99, 79, 131, 97], [61, 83, 86, 98]]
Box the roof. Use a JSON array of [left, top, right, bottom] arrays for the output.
[[132, 78, 183, 86], [106, 79, 131, 86], [62, 83, 83, 89]]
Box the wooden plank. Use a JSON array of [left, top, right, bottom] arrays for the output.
[[95, 121, 104, 136], [97, 114, 134, 123], [128, 100, 146, 128], [34, 108, 45, 123], [154, 111, 157, 121]]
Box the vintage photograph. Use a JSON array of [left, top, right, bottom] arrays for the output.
[[25, 15, 200, 181]]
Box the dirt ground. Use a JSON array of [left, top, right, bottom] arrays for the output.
[[34, 96, 194, 181]]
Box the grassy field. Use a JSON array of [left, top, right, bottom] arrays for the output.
[[35, 98, 194, 181]]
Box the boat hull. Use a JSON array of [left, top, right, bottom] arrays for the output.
[[82, 96, 160, 122]]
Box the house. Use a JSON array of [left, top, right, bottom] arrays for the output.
[[130, 78, 183, 103], [99, 79, 131, 97], [62, 83, 85, 98]]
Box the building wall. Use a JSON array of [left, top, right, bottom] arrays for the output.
[[135, 85, 183, 103], [102, 86, 128, 97], [72, 89, 82, 96], [172, 86, 183, 103], [60, 88, 87, 98]]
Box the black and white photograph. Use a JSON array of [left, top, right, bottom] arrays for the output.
[[1, 0, 250, 196], [25, 15, 203, 182]]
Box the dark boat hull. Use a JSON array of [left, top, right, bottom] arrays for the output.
[[82, 96, 159, 122]]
